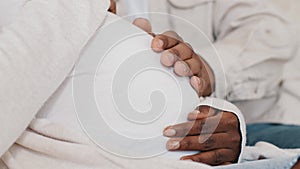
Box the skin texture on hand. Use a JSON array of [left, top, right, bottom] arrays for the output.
[[163, 106, 242, 166], [151, 31, 215, 97]]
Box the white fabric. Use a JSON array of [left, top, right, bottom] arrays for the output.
[[120, 0, 149, 21], [243, 142, 300, 161], [0, 0, 26, 29], [0, 0, 298, 168], [129, 0, 298, 125], [0, 0, 109, 159], [252, 0, 300, 125], [36, 13, 246, 161]]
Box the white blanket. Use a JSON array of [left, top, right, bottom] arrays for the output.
[[0, 0, 109, 159], [0, 0, 299, 168]]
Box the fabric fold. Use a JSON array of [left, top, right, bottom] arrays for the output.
[[0, 0, 109, 156]]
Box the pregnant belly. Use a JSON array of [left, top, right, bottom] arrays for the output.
[[37, 13, 199, 159]]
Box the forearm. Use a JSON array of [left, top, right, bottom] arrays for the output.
[[0, 0, 109, 156]]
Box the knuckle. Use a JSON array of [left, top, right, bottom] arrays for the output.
[[163, 31, 180, 40], [181, 138, 192, 149], [192, 155, 205, 162], [214, 150, 223, 164], [224, 114, 239, 129], [192, 120, 205, 134], [231, 134, 241, 145], [226, 112, 238, 120], [182, 43, 193, 52], [184, 42, 193, 50], [168, 48, 180, 56], [178, 139, 186, 149], [202, 136, 215, 149], [231, 151, 240, 163], [181, 122, 193, 136]]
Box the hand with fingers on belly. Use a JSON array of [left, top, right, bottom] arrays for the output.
[[151, 31, 215, 97], [163, 106, 242, 166], [131, 22, 240, 165]]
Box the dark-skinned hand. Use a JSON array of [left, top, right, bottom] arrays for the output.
[[163, 106, 242, 166]]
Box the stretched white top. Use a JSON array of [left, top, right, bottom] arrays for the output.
[[38, 13, 246, 161]]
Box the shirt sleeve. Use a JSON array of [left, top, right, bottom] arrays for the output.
[[201, 0, 296, 101], [0, 0, 109, 156]]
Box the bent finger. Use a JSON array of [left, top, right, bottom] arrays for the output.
[[174, 61, 193, 77], [180, 149, 236, 166], [164, 112, 240, 137], [152, 31, 182, 52], [166, 133, 234, 151], [133, 18, 152, 33], [163, 113, 226, 137], [168, 42, 194, 61], [187, 107, 217, 121], [184, 56, 202, 75]]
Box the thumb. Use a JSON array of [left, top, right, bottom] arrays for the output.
[[190, 76, 201, 96], [133, 18, 152, 33]]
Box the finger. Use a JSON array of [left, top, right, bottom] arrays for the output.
[[173, 55, 202, 77], [162, 31, 183, 41], [187, 107, 217, 121], [164, 112, 239, 137], [168, 43, 194, 61], [180, 149, 236, 166], [108, 0, 116, 14], [166, 133, 231, 151], [173, 61, 193, 77], [163, 113, 226, 137], [133, 18, 152, 33], [152, 31, 182, 52], [190, 76, 204, 96], [160, 50, 178, 67], [160, 43, 194, 67], [190, 76, 201, 95], [184, 55, 202, 75], [190, 76, 212, 96]]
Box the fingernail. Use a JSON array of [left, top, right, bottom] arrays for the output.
[[196, 78, 201, 93], [161, 51, 176, 66], [196, 76, 201, 85], [167, 53, 175, 63], [179, 62, 189, 73], [191, 77, 200, 94], [164, 128, 176, 137], [167, 140, 180, 150], [176, 61, 190, 76], [156, 39, 164, 49]]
